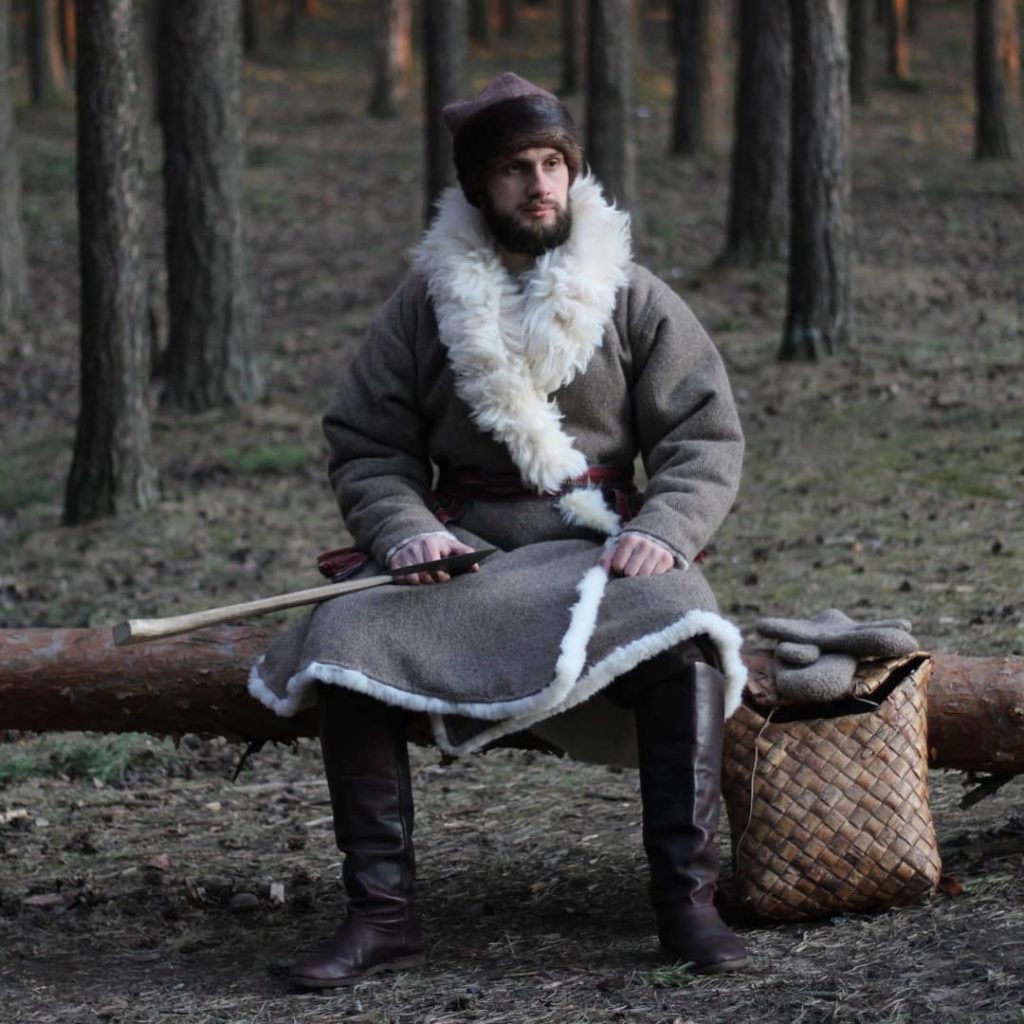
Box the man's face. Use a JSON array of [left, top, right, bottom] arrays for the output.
[[481, 147, 572, 257]]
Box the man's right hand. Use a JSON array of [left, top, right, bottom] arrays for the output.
[[388, 534, 481, 585]]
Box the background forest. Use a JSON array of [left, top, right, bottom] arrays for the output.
[[1, 2, 1022, 1023]]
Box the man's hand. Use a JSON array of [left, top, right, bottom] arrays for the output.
[[388, 534, 481, 585], [599, 533, 675, 577]]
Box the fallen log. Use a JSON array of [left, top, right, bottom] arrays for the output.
[[0, 628, 1022, 773]]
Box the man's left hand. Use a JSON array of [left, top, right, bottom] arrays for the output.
[[599, 534, 675, 577]]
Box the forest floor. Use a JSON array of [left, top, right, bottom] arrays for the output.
[[1, 3, 1022, 1023]]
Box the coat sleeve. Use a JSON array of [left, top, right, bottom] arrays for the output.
[[322, 278, 450, 566], [621, 273, 745, 567]]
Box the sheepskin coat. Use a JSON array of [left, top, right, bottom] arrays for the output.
[[249, 176, 747, 762]]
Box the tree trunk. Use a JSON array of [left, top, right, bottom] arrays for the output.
[[469, 0, 492, 44], [848, 0, 870, 105], [670, 0, 731, 156], [1, 628, 1021, 774], [65, 0, 158, 525], [367, 0, 411, 119], [780, 0, 851, 362], [158, 0, 261, 411], [721, 0, 789, 265], [59, 0, 76, 70], [974, 0, 1021, 161], [499, 0, 519, 38], [885, 0, 910, 81], [560, 0, 585, 95], [423, 0, 466, 224], [0, 0, 28, 326], [279, 0, 303, 46], [587, 0, 635, 211], [27, 0, 68, 103], [241, 0, 262, 55]]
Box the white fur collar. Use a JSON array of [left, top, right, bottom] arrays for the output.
[[411, 174, 632, 499]]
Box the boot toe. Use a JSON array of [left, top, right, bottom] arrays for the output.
[[657, 905, 748, 974]]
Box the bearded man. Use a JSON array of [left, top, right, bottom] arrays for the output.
[[250, 73, 749, 987]]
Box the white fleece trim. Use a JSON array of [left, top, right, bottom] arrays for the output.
[[556, 486, 622, 536], [249, 584, 747, 758], [247, 559, 611, 723], [410, 174, 631, 495], [430, 606, 746, 757]]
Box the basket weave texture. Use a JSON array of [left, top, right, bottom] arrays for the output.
[[722, 654, 942, 921]]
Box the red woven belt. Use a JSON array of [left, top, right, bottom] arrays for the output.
[[436, 464, 635, 500]]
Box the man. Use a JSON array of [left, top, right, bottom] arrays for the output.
[[250, 73, 748, 987]]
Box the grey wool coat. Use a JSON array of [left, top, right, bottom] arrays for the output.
[[249, 174, 747, 762]]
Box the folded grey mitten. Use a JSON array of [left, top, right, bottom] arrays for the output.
[[757, 608, 918, 659], [775, 641, 820, 666], [774, 652, 859, 702]]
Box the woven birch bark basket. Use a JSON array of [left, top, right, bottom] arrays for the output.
[[722, 653, 942, 921]]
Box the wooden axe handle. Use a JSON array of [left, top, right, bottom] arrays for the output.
[[112, 574, 393, 647]]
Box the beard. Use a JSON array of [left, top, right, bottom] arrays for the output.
[[481, 195, 573, 258]]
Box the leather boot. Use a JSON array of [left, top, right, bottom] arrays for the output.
[[633, 661, 748, 973], [289, 686, 425, 989]]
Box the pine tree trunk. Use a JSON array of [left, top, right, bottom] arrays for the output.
[[500, 0, 519, 38], [368, 0, 411, 119], [423, 0, 466, 223], [469, 0, 492, 44], [560, 0, 585, 95], [722, 0, 789, 265], [59, 0, 76, 70], [670, 0, 730, 156], [3, 628, 1022, 775], [848, 0, 871, 105], [0, 0, 27, 326], [587, 0, 634, 211], [27, 0, 68, 104], [158, 0, 261, 411], [279, 0, 303, 46], [885, 0, 910, 80], [65, 0, 158, 524], [242, 0, 262, 55], [780, 0, 851, 362], [974, 0, 1021, 160]]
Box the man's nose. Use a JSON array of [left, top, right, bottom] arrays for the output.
[[526, 167, 548, 195]]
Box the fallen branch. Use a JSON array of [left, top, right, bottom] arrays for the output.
[[0, 628, 1022, 773]]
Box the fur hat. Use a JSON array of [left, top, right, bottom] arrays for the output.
[[443, 72, 582, 207]]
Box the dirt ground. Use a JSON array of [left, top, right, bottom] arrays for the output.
[[1, 3, 1022, 1022]]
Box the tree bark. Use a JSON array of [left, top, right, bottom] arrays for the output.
[[587, 0, 635, 211], [670, 0, 731, 156], [560, 0, 585, 95], [721, 0, 789, 265], [65, 0, 158, 525], [848, 0, 871, 105], [885, 0, 910, 81], [367, 0, 411, 119], [59, 0, 76, 71], [499, 0, 519, 38], [974, 0, 1021, 161], [241, 0, 262, 55], [1, 628, 1021, 773], [27, 0, 69, 104], [278, 0, 303, 46], [780, 0, 851, 362], [158, 0, 261, 411], [423, 0, 466, 224], [0, 0, 28, 326], [469, 0, 492, 45]]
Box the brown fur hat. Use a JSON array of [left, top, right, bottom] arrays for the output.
[[443, 73, 582, 207]]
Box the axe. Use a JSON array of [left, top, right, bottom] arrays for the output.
[[112, 548, 495, 647]]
